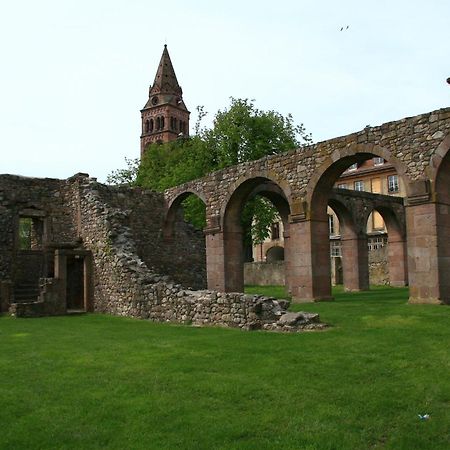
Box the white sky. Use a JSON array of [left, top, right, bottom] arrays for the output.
[[1, 0, 449, 182]]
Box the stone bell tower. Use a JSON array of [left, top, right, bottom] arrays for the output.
[[140, 45, 190, 158]]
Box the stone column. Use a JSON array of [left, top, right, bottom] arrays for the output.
[[340, 235, 369, 291], [283, 227, 293, 295], [205, 230, 226, 292], [205, 229, 244, 293], [387, 237, 408, 287], [406, 199, 449, 304], [288, 217, 333, 302], [223, 230, 244, 292]]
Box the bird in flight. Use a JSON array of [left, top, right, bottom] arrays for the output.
[[340, 25, 350, 31]]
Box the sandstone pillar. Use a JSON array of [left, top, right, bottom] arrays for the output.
[[205, 231, 226, 292], [341, 235, 369, 291], [287, 218, 333, 302], [283, 227, 293, 295], [406, 201, 450, 304], [205, 229, 244, 293], [223, 230, 244, 292], [387, 237, 408, 287]]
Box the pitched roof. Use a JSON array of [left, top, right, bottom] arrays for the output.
[[149, 45, 183, 97]]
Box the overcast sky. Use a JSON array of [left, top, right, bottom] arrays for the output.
[[1, 0, 449, 182]]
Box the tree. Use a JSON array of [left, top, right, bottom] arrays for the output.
[[204, 98, 311, 168], [106, 157, 140, 186]]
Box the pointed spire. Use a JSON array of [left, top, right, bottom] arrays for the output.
[[149, 45, 182, 97]]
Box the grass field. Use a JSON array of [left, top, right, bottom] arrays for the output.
[[1, 286, 449, 449]]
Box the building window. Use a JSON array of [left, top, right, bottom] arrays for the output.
[[18, 217, 32, 250], [347, 163, 358, 171], [371, 178, 381, 194], [156, 117, 161, 130], [337, 183, 348, 189], [330, 240, 342, 257], [150, 119, 154, 132], [388, 175, 399, 193], [18, 216, 43, 250], [145, 120, 150, 133], [271, 222, 280, 240], [368, 236, 388, 251], [161, 116, 165, 130], [354, 180, 364, 191], [373, 157, 384, 166], [328, 214, 335, 236]]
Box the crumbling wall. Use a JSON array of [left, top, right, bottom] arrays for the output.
[[75, 176, 323, 332], [75, 181, 206, 290], [0, 174, 78, 284]]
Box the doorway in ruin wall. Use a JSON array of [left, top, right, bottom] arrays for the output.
[[66, 255, 84, 310], [55, 249, 93, 313]]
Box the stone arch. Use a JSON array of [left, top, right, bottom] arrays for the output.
[[291, 144, 411, 301], [219, 171, 292, 229], [431, 133, 450, 202], [220, 175, 292, 293], [164, 189, 207, 240], [433, 137, 450, 301], [305, 144, 411, 214]]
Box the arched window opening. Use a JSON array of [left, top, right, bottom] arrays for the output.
[[266, 246, 284, 262], [163, 192, 207, 290], [156, 117, 161, 130], [150, 119, 154, 132], [145, 120, 150, 133]]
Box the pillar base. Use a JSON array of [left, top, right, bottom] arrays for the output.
[[291, 295, 334, 304], [344, 287, 370, 292], [408, 296, 445, 305]]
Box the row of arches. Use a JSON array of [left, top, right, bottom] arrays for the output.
[[144, 117, 188, 134], [164, 142, 450, 304]]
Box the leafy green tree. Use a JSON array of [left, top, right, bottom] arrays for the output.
[[106, 157, 140, 186], [204, 98, 311, 168]]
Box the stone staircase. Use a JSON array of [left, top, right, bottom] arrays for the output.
[[13, 281, 40, 303]]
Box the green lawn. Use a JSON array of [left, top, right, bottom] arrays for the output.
[[1, 286, 449, 449]]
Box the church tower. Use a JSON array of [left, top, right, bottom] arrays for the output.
[[140, 45, 190, 158]]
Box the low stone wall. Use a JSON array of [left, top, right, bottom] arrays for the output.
[[369, 247, 389, 285], [244, 262, 285, 286], [245, 252, 390, 288]]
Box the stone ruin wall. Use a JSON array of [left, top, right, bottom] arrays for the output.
[[72, 176, 322, 332], [0, 175, 78, 283], [87, 183, 207, 290], [0, 174, 324, 331]]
